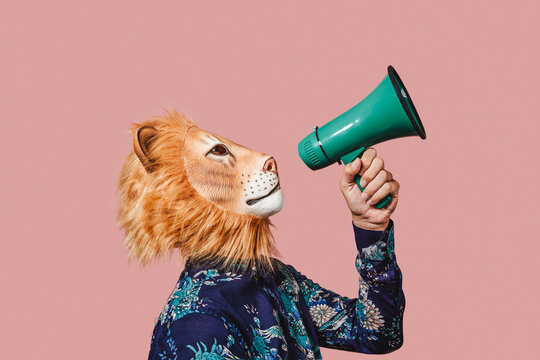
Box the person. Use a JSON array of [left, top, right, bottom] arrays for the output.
[[147, 147, 404, 359]]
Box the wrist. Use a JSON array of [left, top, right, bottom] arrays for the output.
[[352, 217, 390, 231]]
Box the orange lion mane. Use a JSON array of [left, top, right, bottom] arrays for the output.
[[117, 110, 281, 275]]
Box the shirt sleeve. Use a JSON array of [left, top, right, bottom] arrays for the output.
[[287, 219, 405, 354], [148, 312, 251, 360]]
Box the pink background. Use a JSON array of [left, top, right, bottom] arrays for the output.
[[2, 1, 539, 359]]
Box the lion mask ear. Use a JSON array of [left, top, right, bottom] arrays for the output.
[[133, 125, 158, 173]]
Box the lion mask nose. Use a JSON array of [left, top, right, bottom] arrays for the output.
[[263, 157, 278, 174]]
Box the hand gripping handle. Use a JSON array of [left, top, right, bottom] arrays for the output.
[[340, 147, 392, 209]]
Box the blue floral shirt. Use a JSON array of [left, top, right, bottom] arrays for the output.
[[149, 219, 404, 359]]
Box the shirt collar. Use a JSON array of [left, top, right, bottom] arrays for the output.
[[184, 256, 285, 284]]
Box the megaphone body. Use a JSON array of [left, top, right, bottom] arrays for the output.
[[298, 65, 427, 208]]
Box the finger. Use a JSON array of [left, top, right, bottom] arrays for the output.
[[362, 169, 391, 200], [385, 191, 399, 213], [359, 148, 377, 176], [340, 157, 362, 187], [359, 156, 384, 188], [369, 180, 400, 206]]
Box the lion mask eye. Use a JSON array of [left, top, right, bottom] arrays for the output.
[[208, 144, 229, 156]]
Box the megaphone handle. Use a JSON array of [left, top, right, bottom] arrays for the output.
[[354, 173, 393, 209]]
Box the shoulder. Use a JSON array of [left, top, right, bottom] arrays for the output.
[[271, 259, 317, 298], [157, 268, 246, 325], [273, 260, 334, 301], [273, 259, 306, 282], [151, 269, 255, 359], [150, 312, 249, 360]]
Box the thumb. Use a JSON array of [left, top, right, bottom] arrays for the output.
[[342, 157, 362, 186]]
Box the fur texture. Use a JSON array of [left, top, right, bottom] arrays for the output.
[[117, 110, 281, 275]]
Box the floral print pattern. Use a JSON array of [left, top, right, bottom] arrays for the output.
[[309, 304, 338, 327], [148, 220, 404, 359]]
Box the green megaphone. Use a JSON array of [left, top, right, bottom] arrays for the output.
[[298, 65, 427, 209]]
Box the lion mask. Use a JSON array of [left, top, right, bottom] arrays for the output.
[[117, 110, 284, 274]]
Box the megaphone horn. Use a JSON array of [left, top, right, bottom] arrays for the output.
[[298, 65, 427, 209]]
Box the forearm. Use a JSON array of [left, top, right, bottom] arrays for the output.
[[351, 218, 405, 353], [298, 219, 405, 354]]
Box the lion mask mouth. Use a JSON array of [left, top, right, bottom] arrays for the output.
[[246, 183, 281, 206]]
